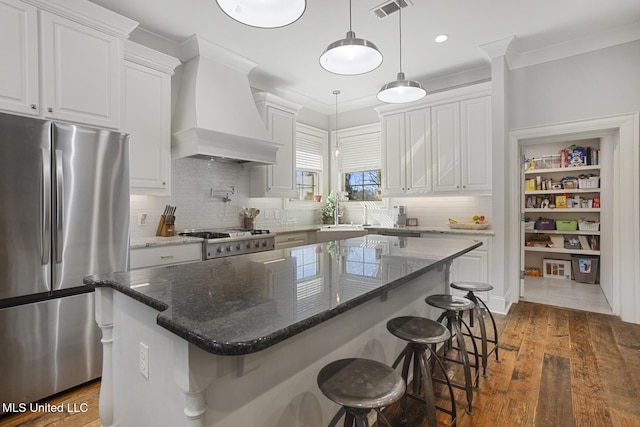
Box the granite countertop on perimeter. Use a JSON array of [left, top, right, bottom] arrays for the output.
[[366, 225, 495, 236], [86, 235, 481, 356]]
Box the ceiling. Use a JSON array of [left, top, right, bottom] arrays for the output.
[[89, 0, 640, 113]]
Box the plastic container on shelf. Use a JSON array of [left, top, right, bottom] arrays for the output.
[[572, 255, 599, 284], [578, 220, 600, 231], [578, 176, 600, 189], [556, 219, 578, 231], [562, 178, 578, 189], [535, 218, 555, 230]]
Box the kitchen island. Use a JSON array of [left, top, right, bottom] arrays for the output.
[[85, 235, 481, 427]]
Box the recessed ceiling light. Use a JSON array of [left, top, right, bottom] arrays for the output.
[[434, 34, 449, 43]]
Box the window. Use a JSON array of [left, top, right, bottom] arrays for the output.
[[294, 124, 327, 202], [335, 124, 383, 202], [344, 170, 382, 201], [296, 170, 319, 201]]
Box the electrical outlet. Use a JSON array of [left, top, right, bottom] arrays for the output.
[[139, 342, 149, 379], [274, 210, 280, 220], [137, 213, 147, 225]]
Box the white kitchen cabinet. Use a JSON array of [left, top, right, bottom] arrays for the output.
[[124, 41, 180, 195], [381, 108, 431, 197], [251, 92, 302, 198], [0, 0, 39, 116], [0, 0, 135, 128], [130, 243, 202, 270], [432, 96, 492, 194]]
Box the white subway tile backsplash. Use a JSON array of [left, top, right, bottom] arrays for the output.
[[129, 158, 318, 238], [130, 158, 495, 238]]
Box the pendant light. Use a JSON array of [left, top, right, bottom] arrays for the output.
[[216, 0, 306, 29], [377, 6, 426, 103], [320, 0, 383, 75], [333, 90, 341, 158]]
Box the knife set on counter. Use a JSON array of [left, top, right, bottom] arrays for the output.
[[156, 205, 177, 237]]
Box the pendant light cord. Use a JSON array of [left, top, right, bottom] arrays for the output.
[[398, 6, 403, 73], [349, 0, 353, 31], [334, 90, 340, 151]]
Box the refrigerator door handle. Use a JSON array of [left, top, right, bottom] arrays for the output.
[[55, 149, 64, 264], [42, 148, 51, 265]]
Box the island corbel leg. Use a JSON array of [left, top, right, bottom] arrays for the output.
[[94, 287, 114, 427], [172, 340, 216, 427]]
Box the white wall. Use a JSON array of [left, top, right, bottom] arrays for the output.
[[509, 41, 640, 128]]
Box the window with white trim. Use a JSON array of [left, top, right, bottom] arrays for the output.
[[336, 124, 382, 201], [294, 124, 327, 201]]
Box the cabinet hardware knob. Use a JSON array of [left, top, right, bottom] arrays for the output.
[[463, 185, 466, 188], [30, 104, 37, 109], [47, 107, 53, 112], [456, 185, 460, 189], [162, 182, 166, 185]]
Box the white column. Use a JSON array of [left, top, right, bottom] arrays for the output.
[[172, 338, 216, 426], [94, 287, 115, 427]]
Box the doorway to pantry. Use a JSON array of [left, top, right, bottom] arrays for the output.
[[508, 113, 639, 323], [520, 138, 611, 314]]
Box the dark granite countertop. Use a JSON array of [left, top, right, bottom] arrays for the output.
[[85, 235, 481, 356]]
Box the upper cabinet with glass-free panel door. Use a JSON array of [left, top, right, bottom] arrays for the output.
[[380, 108, 432, 197], [432, 96, 492, 194], [0, 0, 136, 128]]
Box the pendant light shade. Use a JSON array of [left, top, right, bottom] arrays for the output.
[[377, 72, 426, 103], [216, 0, 306, 28], [320, 0, 383, 75], [377, 7, 425, 103]]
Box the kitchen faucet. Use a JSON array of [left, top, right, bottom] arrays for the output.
[[334, 192, 344, 225]]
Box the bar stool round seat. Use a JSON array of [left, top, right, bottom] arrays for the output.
[[317, 358, 405, 427], [425, 294, 480, 414], [387, 316, 457, 427], [450, 281, 500, 376], [426, 294, 476, 312]]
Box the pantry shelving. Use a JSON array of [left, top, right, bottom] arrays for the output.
[[521, 143, 602, 283]]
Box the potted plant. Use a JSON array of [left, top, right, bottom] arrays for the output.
[[320, 192, 337, 224]]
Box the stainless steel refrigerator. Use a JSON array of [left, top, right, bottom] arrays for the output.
[[0, 112, 129, 410]]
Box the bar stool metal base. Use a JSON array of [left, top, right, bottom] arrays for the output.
[[450, 282, 500, 376], [425, 294, 480, 415], [318, 358, 405, 427], [387, 316, 457, 427]]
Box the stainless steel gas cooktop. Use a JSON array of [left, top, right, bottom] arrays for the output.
[[178, 229, 275, 259]]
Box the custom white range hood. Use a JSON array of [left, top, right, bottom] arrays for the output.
[[171, 35, 281, 165]]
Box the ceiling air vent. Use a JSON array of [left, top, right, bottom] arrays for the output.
[[370, 0, 412, 19]]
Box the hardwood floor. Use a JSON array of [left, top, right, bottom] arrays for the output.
[[1, 301, 638, 427], [382, 301, 640, 427], [0, 380, 100, 427]]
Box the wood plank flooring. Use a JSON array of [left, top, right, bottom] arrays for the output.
[[0, 380, 100, 427], [382, 301, 640, 427], [1, 301, 638, 427]]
